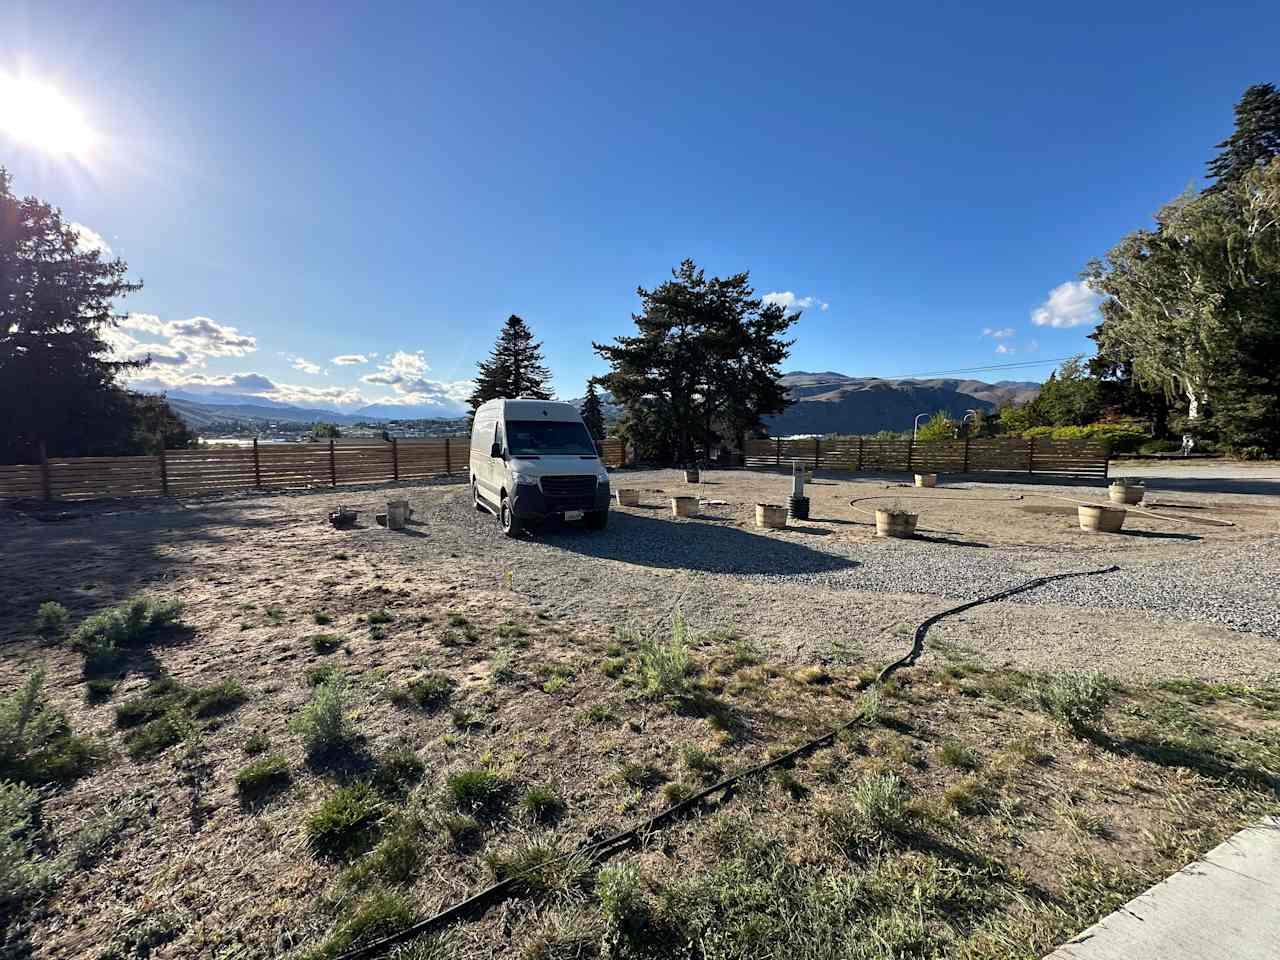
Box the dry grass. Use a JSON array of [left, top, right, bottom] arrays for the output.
[[0, 481, 1277, 958]]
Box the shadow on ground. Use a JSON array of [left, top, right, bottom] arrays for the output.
[[537, 510, 859, 576]]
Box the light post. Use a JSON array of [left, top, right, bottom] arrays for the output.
[[912, 413, 929, 439]]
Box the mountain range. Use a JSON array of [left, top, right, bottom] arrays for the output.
[[160, 373, 1040, 437], [761, 372, 1039, 436]]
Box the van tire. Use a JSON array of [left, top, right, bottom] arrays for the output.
[[585, 509, 608, 531], [500, 495, 523, 537]]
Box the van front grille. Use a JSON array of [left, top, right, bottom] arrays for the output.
[[540, 475, 597, 500]]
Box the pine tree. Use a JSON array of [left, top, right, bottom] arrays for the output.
[[1206, 83, 1280, 189], [0, 168, 147, 464], [467, 315, 553, 410], [580, 380, 605, 444]]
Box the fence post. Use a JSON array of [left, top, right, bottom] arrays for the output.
[[814, 437, 821, 469], [38, 440, 52, 501], [1027, 437, 1035, 474], [775, 438, 781, 467], [391, 437, 399, 481], [158, 439, 168, 496], [856, 436, 864, 472], [962, 437, 970, 474], [907, 439, 914, 473], [329, 439, 337, 486], [445, 437, 452, 475], [252, 438, 262, 488]]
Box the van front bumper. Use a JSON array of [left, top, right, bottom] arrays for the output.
[[511, 481, 610, 520]]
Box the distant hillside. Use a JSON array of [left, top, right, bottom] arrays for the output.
[[762, 372, 1040, 436]]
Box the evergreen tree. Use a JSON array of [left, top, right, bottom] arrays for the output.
[[1206, 83, 1280, 189], [0, 168, 146, 464], [467, 315, 553, 410], [594, 260, 796, 464], [579, 379, 606, 444]]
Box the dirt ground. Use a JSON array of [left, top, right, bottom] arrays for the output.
[[2, 468, 1278, 958]]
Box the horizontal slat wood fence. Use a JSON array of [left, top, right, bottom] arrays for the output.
[[744, 436, 1108, 481], [1, 437, 630, 502]]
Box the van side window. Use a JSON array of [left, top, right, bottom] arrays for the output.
[[493, 421, 504, 452]]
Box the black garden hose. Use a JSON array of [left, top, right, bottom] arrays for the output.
[[333, 564, 1122, 960]]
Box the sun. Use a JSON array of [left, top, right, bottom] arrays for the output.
[[0, 72, 98, 158]]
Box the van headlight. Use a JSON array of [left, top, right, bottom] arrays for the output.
[[512, 473, 539, 487], [597, 473, 609, 485]]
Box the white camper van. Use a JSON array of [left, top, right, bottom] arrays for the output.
[[470, 398, 611, 536]]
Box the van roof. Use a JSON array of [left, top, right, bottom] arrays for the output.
[[478, 398, 583, 422]]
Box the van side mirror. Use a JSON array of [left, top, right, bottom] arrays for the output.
[[490, 442, 503, 459]]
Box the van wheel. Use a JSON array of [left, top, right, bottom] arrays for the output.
[[500, 495, 523, 537], [585, 509, 608, 531]]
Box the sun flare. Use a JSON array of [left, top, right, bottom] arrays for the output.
[[0, 72, 97, 157]]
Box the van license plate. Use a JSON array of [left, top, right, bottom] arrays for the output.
[[564, 510, 585, 521]]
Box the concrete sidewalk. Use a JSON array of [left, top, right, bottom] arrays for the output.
[[1045, 816, 1280, 960]]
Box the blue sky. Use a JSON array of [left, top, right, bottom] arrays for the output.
[[3, 1, 1277, 414]]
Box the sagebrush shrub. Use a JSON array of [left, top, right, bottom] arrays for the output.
[[0, 670, 101, 784], [69, 597, 183, 673], [1038, 671, 1112, 731], [306, 782, 384, 860], [235, 754, 291, 802], [291, 678, 355, 757], [635, 613, 693, 700], [0, 779, 56, 910], [33, 602, 69, 641]]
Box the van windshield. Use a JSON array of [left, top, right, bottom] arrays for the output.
[[506, 420, 597, 457]]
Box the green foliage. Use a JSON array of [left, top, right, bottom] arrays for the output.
[[0, 779, 57, 910], [311, 422, 342, 439], [446, 769, 508, 816], [185, 679, 248, 718], [309, 633, 343, 654], [594, 259, 798, 463], [596, 862, 647, 935], [33, 602, 69, 641], [469, 314, 554, 410], [389, 674, 454, 711], [0, 670, 102, 784], [819, 773, 909, 851], [123, 711, 185, 760], [305, 664, 343, 687], [1205, 83, 1280, 187], [69, 596, 184, 674], [635, 613, 694, 700], [483, 840, 589, 897], [306, 782, 384, 860], [915, 411, 957, 443], [235, 754, 291, 802], [370, 746, 425, 798], [579, 379, 607, 444], [114, 678, 189, 727], [243, 730, 271, 755], [521, 784, 564, 823], [291, 678, 355, 757], [939, 741, 982, 771], [308, 888, 417, 959], [368, 609, 393, 625], [1038, 672, 1112, 732]]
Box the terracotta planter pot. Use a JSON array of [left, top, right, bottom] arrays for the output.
[[684, 467, 700, 483], [1108, 481, 1144, 505], [875, 509, 918, 538], [671, 496, 698, 518], [1079, 504, 1126, 533], [756, 503, 788, 529], [914, 473, 938, 488], [616, 488, 641, 507]]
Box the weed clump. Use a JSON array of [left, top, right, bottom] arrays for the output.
[[0, 779, 57, 908], [446, 768, 507, 816], [0, 670, 102, 784], [310, 634, 343, 654], [390, 674, 454, 711], [292, 678, 356, 758], [306, 782, 384, 860], [309, 888, 417, 959], [370, 746, 425, 798], [1038, 672, 1112, 732], [484, 841, 589, 897], [635, 612, 694, 700], [34, 601, 69, 642], [235, 754, 291, 803], [521, 784, 564, 823], [69, 596, 183, 673]]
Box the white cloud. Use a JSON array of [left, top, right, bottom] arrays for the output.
[[762, 291, 829, 313], [995, 343, 1014, 355], [290, 357, 324, 376], [1031, 280, 1101, 328], [265, 382, 365, 407], [117, 312, 257, 363], [982, 327, 1015, 339], [70, 222, 111, 256], [129, 371, 277, 395], [332, 354, 368, 365], [360, 350, 472, 408]]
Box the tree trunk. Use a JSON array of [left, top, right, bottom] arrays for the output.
[[1182, 386, 1203, 453]]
